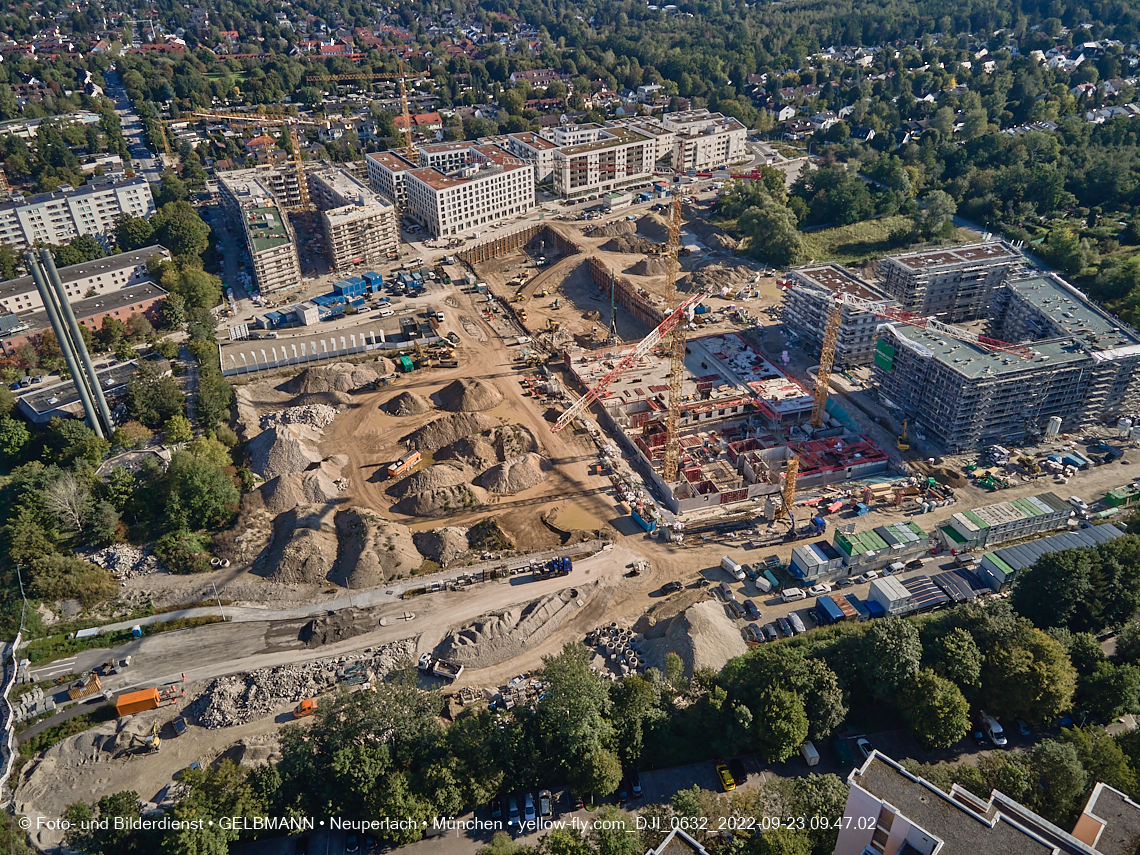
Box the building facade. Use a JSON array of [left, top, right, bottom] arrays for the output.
[[0, 176, 154, 249], [662, 109, 749, 172], [365, 151, 416, 209], [308, 169, 398, 270], [218, 172, 302, 294], [782, 265, 896, 366], [874, 240, 1024, 322], [548, 125, 658, 200], [404, 145, 534, 237], [416, 141, 474, 172]]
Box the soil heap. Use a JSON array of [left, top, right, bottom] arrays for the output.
[[389, 462, 473, 499], [639, 599, 747, 677], [283, 359, 393, 394], [412, 526, 471, 566], [405, 413, 500, 451], [329, 508, 424, 588], [393, 483, 489, 517], [257, 507, 339, 583], [603, 235, 658, 254], [480, 452, 552, 494], [587, 220, 636, 237], [438, 378, 505, 412], [261, 404, 339, 430], [247, 424, 324, 480], [384, 391, 433, 416], [628, 257, 668, 276]]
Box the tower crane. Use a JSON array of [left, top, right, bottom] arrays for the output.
[[774, 455, 799, 522], [397, 59, 419, 165], [662, 194, 685, 483], [191, 110, 330, 211], [810, 299, 843, 428], [551, 289, 709, 433]]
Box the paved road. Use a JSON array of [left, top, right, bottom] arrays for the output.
[[103, 70, 163, 183]]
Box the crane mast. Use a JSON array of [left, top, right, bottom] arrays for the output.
[[663, 196, 685, 483]]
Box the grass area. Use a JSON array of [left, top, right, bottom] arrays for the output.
[[798, 215, 915, 265], [24, 615, 224, 665], [18, 705, 117, 756]]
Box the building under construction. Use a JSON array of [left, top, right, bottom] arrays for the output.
[[873, 272, 1140, 450], [874, 240, 1023, 322], [218, 171, 303, 294], [781, 265, 895, 366], [566, 331, 889, 512]]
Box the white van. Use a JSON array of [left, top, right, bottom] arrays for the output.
[[782, 587, 806, 603], [800, 741, 820, 766], [378, 308, 394, 317], [719, 581, 738, 602], [721, 556, 745, 581], [980, 711, 1007, 746]]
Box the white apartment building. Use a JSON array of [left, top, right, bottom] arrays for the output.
[[0, 176, 155, 249], [417, 141, 473, 172], [0, 245, 170, 316], [404, 144, 534, 238], [662, 109, 749, 172], [218, 172, 302, 294], [499, 132, 559, 184], [365, 151, 416, 209], [308, 168, 398, 270], [548, 125, 659, 199], [605, 117, 676, 162]]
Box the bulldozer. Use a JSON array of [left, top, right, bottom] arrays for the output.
[[514, 293, 526, 303]]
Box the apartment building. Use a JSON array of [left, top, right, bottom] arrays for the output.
[[0, 176, 155, 249], [500, 132, 558, 184], [404, 144, 534, 237], [0, 245, 169, 316], [416, 141, 473, 172], [782, 265, 896, 366], [605, 116, 676, 162], [662, 109, 749, 172], [874, 240, 1024, 322], [549, 125, 658, 199], [308, 168, 398, 270], [365, 151, 416, 209], [216, 164, 305, 210], [836, 750, 1140, 855], [218, 172, 302, 294], [872, 272, 1140, 449]]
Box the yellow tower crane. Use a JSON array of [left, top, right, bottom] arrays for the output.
[[662, 194, 685, 484], [191, 110, 330, 211], [810, 298, 843, 428], [773, 455, 799, 521], [397, 59, 419, 166]]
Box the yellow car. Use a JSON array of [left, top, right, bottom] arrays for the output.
[[716, 763, 735, 791]]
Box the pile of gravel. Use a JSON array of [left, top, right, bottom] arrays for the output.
[[389, 462, 473, 499], [88, 544, 164, 580], [480, 452, 552, 494], [603, 235, 658, 254], [247, 424, 324, 480], [384, 391, 433, 416], [628, 256, 668, 276], [329, 508, 424, 589], [412, 526, 470, 566], [186, 639, 416, 728], [261, 404, 339, 430], [405, 413, 499, 451], [438, 379, 504, 413], [284, 362, 380, 394], [393, 483, 489, 517], [587, 220, 636, 237], [639, 599, 748, 678]]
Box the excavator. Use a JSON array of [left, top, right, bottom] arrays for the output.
[[897, 419, 911, 451]]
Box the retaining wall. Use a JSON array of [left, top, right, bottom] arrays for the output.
[[584, 256, 666, 329]]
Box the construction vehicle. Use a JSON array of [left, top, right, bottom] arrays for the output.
[[515, 293, 526, 302], [897, 419, 910, 451], [1018, 455, 1042, 474], [294, 698, 317, 718], [517, 309, 528, 323], [548, 319, 561, 332]]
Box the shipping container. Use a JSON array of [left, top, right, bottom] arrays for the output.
[[115, 688, 161, 717], [816, 595, 846, 625], [631, 511, 656, 532]]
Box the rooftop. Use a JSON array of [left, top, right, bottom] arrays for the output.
[[788, 264, 890, 302], [883, 240, 1021, 273], [0, 175, 151, 212], [0, 246, 169, 301], [418, 140, 474, 154], [219, 171, 278, 206], [880, 322, 1091, 378], [2, 281, 167, 339], [1074, 783, 1140, 855], [950, 492, 1069, 535], [509, 131, 558, 150], [558, 126, 650, 157], [366, 151, 416, 172], [16, 355, 170, 418], [1005, 273, 1140, 351], [245, 206, 293, 253], [983, 524, 1125, 572]]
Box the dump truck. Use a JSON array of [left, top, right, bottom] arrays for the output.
[[67, 673, 102, 701], [432, 659, 464, 681], [115, 687, 161, 717], [294, 698, 317, 718]]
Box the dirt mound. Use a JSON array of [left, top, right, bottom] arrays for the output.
[[247, 424, 323, 480], [685, 260, 758, 292], [480, 452, 552, 494], [636, 214, 670, 242], [629, 256, 668, 276], [300, 607, 378, 648], [393, 483, 489, 517], [639, 598, 748, 677], [329, 508, 423, 588], [603, 235, 658, 253], [302, 462, 347, 503], [405, 413, 500, 451], [706, 232, 740, 251], [384, 391, 433, 416], [437, 586, 590, 668], [436, 424, 541, 467], [260, 459, 347, 514], [257, 508, 338, 584], [389, 462, 474, 499], [290, 390, 354, 408], [587, 220, 636, 237], [491, 424, 541, 458], [260, 473, 305, 515], [437, 435, 499, 468], [283, 362, 379, 394], [412, 527, 470, 566], [438, 378, 504, 412]]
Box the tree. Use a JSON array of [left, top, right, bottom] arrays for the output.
[[152, 201, 211, 260], [1114, 620, 1140, 664], [28, 553, 117, 606], [42, 471, 91, 533], [753, 687, 808, 762], [915, 190, 957, 239], [861, 617, 922, 699], [589, 805, 641, 855], [99, 315, 128, 349], [161, 293, 188, 329], [538, 827, 590, 855], [164, 414, 193, 444], [166, 449, 239, 531], [738, 203, 804, 267], [126, 360, 184, 428], [1026, 740, 1087, 826], [0, 385, 15, 419], [65, 791, 148, 855], [754, 829, 810, 855], [927, 627, 982, 694], [1058, 727, 1139, 797], [116, 215, 155, 251], [903, 669, 970, 748], [1078, 662, 1140, 724], [0, 417, 30, 458], [126, 313, 154, 340], [981, 626, 1076, 724], [45, 417, 110, 466], [155, 172, 189, 206]]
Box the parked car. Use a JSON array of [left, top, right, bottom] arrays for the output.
[[855, 738, 874, 760], [539, 789, 552, 818], [973, 730, 988, 747], [524, 792, 536, 824], [857, 571, 880, 583], [776, 616, 792, 636], [491, 799, 503, 819], [346, 834, 359, 854], [745, 622, 763, 643], [807, 583, 832, 596], [662, 581, 683, 594], [617, 779, 629, 803], [835, 577, 854, 588], [716, 763, 736, 791], [1069, 496, 1089, 511], [508, 797, 520, 827], [630, 772, 643, 798], [1016, 719, 1032, 737], [781, 587, 806, 602], [729, 757, 747, 785], [568, 791, 585, 811], [763, 623, 779, 642], [743, 599, 761, 620], [788, 613, 807, 634]]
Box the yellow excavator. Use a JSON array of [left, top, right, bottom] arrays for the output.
[[897, 419, 911, 451]]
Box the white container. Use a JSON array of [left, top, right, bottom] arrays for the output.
[[800, 741, 820, 766]]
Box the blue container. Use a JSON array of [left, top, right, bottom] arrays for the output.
[[631, 511, 656, 532]]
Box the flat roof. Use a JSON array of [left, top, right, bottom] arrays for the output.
[[418, 140, 473, 154], [509, 131, 558, 150], [245, 206, 293, 253], [558, 126, 649, 157], [789, 264, 889, 302], [0, 246, 168, 301], [0, 175, 150, 213], [884, 240, 1020, 273], [880, 323, 1090, 378], [2, 281, 167, 338], [366, 151, 416, 172], [1005, 273, 1140, 350], [1077, 783, 1140, 855], [17, 355, 169, 415]]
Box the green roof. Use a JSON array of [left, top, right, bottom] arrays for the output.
[[836, 529, 890, 557], [962, 509, 989, 530], [1009, 497, 1046, 518], [983, 552, 1016, 577], [245, 206, 292, 254]]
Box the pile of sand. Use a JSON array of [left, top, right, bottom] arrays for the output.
[[438, 378, 504, 412], [437, 434, 499, 468], [706, 233, 740, 251], [405, 413, 500, 451], [384, 391, 433, 416], [247, 424, 324, 479], [480, 452, 552, 494], [639, 599, 748, 677], [603, 235, 658, 254], [394, 483, 489, 517], [284, 362, 380, 394], [329, 508, 423, 588], [436, 586, 590, 668], [412, 526, 471, 566], [636, 214, 670, 242], [628, 256, 668, 276], [257, 508, 338, 584], [686, 261, 757, 292], [389, 463, 473, 499], [587, 220, 636, 237]]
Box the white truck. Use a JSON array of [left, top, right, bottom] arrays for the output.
[[721, 556, 745, 581]]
